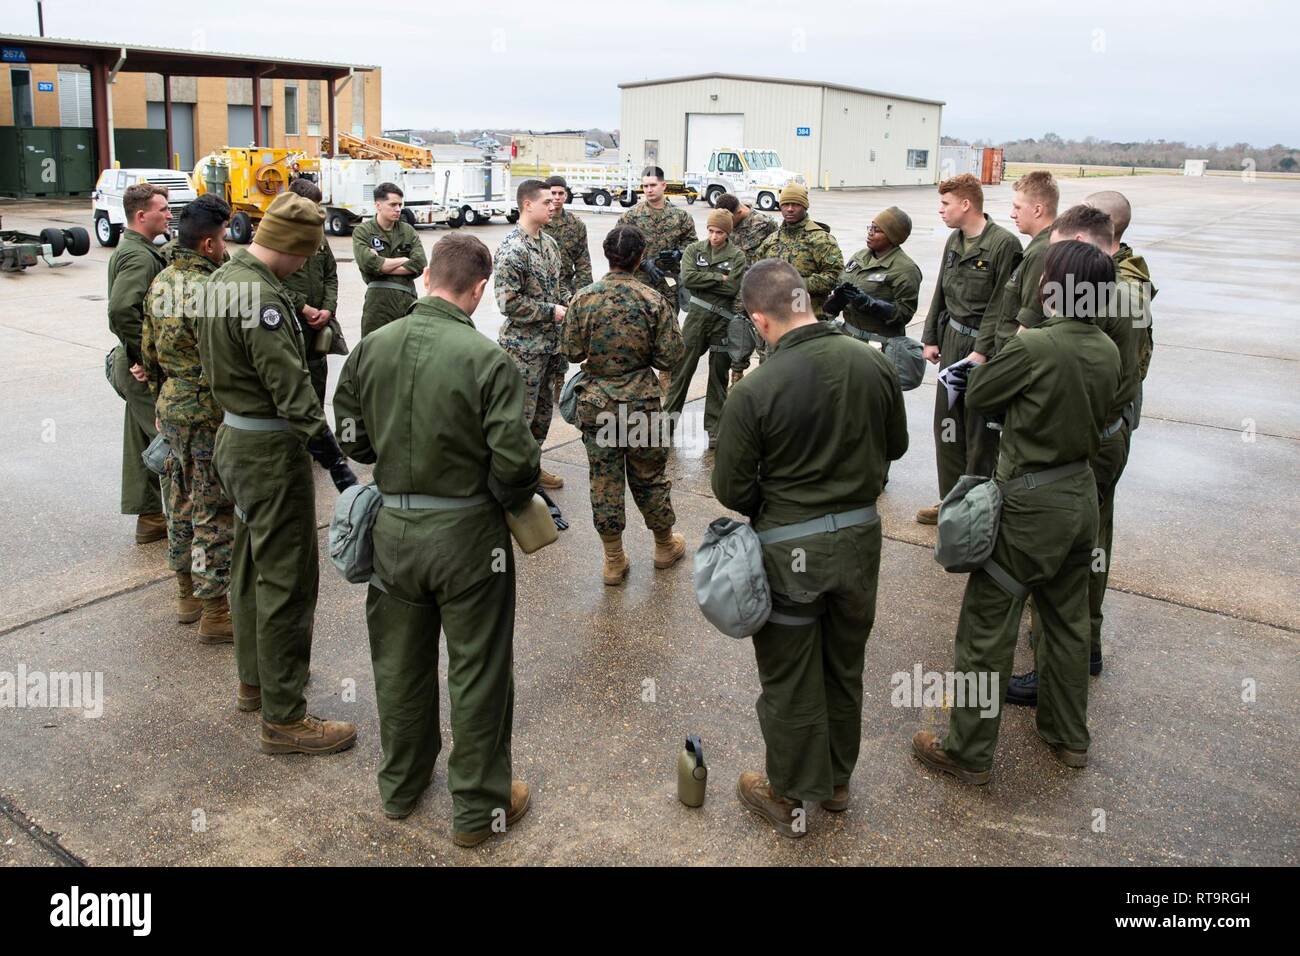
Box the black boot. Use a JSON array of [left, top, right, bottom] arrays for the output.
[[1006, 670, 1039, 706], [1090, 649, 1103, 676]]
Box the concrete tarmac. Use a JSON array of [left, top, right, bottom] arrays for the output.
[[0, 174, 1296, 865]]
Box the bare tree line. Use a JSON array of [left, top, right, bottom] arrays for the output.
[[943, 133, 1299, 172]]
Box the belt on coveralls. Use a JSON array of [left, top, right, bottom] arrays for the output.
[[366, 279, 417, 296]]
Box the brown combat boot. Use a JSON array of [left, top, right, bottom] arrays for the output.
[[599, 532, 630, 586], [237, 682, 261, 712], [175, 571, 201, 624], [821, 784, 851, 812], [197, 594, 234, 644], [911, 729, 992, 785], [538, 468, 564, 490], [452, 780, 530, 848], [135, 512, 167, 544], [652, 527, 686, 569], [260, 714, 357, 755], [736, 772, 805, 839], [1046, 741, 1089, 769], [915, 504, 940, 525]]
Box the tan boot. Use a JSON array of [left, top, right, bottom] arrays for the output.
[[652, 527, 686, 569], [237, 682, 261, 713], [736, 772, 805, 839], [197, 594, 234, 644], [175, 571, 201, 624], [135, 512, 167, 544], [538, 468, 564, 490], [600, 532, 629, 586], [915, 504, 940, 525], [453, 780, 530, 847], [260, 714, 357, 755], [911, 729, 992, 785]]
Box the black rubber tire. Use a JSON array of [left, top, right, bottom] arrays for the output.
[[593, 190, 611, 207], [618, 190, 636, 208], [40, 228, 66, 257], [446, 210, 463, 228], [95, 214, 120, 247], [463, 207, 480, 226], [230, 212, 253, 244], [64, 226, 91, 256], [706, 186, 724, 208], [757, 191, 778, 211], [506, 209, 520, 224]]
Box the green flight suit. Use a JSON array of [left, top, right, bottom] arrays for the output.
[[282, 238, 349, 406], [1085, 257, 1149, 654], [943, 316, 1120, 771], [981, 226, 1051, 357], [107, 229, 168, 515], [1116, 244, 1158, 427], [197, 248, 330, 725], [352, 217, 427, 337], [334, 296, 540, 826], [921, 216, 1022, 497], [663, 238, 748, 437], [713, 322, 908, 802], [838, 244, 922, 339], [756, 215, 845, 320]]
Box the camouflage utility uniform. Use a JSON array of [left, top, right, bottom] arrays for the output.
[[756, 217, 844, 320], [562, 272, 684, 535], [494, 226, 569, 447], [542, 207, 593, 298], [140, 247, 234, 598], [617, 200, 697, 307]]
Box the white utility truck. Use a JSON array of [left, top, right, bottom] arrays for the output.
[[684, 148, 803, 210], [91, 167, 197, 246]]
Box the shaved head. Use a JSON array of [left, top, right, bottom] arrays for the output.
[[1085, 191, 1132, 241]]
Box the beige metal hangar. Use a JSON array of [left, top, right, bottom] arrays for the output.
[[618, 72, 944, 189]]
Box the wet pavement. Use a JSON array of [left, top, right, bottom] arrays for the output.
[[1, 175, 1297, 865]]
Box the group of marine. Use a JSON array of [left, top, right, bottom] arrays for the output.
[[102, 162, 1154, 844]]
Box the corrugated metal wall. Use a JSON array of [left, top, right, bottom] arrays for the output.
[[621, 78, 941, 188]]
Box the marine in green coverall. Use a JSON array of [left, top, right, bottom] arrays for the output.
[[662, 208, 748, 446], [282, 178, 348, 407], [918, 174, 1022, 523], [352, 182, 427, 337], [912, 240, 1120, 782], [197, 192, 359, 754], [107, 183, 170, 541], [1008, 202, 1151, 706], [713, 260, 908, 838], [334, 233, 539, 846]]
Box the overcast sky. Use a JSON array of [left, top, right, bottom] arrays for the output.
[[3, 0, 1293, 145]]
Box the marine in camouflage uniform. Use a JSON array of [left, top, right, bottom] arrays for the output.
[[140, 246, 234, 604], [755, 186, 844, 321], [353, 216, 427, 337], [283, 237, 349, 406], [562, 270, 684, 540], [542, 206, 593, 298], [617, 199, 697, 307], [494, 224, 568, 449], [727, 202, 779, 363]]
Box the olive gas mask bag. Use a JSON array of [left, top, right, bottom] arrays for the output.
[[329, 483, 383, 583], [559, 370, 587, 426]]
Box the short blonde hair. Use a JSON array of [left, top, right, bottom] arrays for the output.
[[1014, 170, 1059, 216]]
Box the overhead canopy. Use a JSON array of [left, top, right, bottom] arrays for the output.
[[1, 33, 376, 169]]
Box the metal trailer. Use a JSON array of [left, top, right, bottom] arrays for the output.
[[547, 160, 698, 209], [315, 158, 451, 236], [431, 156, 514, 226], [1, 214, 90, 272]]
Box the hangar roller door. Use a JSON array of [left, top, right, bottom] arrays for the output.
[[685, 113, 744, 174]]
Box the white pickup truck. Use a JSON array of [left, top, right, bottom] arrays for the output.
[[91, 167, 197, 246], [685, 148, 804, 210]]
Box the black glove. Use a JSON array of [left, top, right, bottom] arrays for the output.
[[537, 487, 568, 531], [823, 282, 853, 318], [307, 430, 358, 492], [654, 248, 683, 270], [641, 260, 665, 284]]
